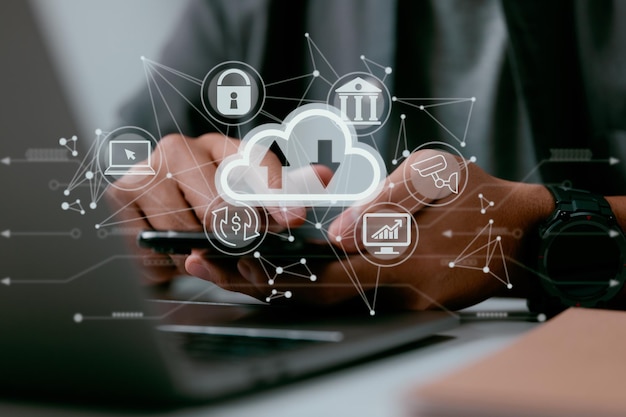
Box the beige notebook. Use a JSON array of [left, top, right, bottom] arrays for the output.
[[410, 308, 626, 417]]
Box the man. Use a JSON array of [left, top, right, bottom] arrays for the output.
[[111, 0, 626, 314]]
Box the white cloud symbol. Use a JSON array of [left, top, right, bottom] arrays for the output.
[[216, 104, 386, 207]]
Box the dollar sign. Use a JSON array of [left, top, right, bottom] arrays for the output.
[[231, 212, 241, 235]]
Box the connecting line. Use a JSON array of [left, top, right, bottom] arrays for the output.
[[252, 251, 318, 286], [75, 273, 233, 323], [392, 97, 476, 147], [4, 254, 141, 286], [142, 57, 203, 85], [360, 55, 393, 82], [448, 220, 512, 289], [145, 59, 234, 198], [305, 32, 339, 80], [391, 115, 410, 166], [61, 199, 85, 215]]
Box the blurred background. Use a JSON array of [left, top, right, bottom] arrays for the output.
[[29, 0, 189, 136]]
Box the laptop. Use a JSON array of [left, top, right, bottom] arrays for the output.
[[104, 139, 156, 176], [0, 0, 458, 405]]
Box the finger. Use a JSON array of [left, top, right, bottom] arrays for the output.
[[185, 251, 267, 299]]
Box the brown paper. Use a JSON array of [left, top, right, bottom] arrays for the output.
[[410, 308, 626, 417]]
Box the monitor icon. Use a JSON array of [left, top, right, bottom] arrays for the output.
[[362, 213, 411, 255], [104, 140, 155, 176]]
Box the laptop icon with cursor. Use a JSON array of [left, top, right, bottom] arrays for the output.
[[104, 139, 155, 176]]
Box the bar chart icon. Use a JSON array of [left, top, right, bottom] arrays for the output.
[[362, 213, 411, 255]]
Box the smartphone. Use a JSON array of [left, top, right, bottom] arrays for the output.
[[137, 230, 343, 260]]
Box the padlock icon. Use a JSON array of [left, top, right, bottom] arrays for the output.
[[216, 69, 252, 116]]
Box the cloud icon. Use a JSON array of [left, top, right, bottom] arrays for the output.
[[216, 104, 386, 207]]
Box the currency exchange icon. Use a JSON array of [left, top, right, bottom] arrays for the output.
[[208, 203, 264, 255]]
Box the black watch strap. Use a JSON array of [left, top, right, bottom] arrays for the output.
[[547, 185, 615, 220]]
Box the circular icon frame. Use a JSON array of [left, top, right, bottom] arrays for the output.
[[403, 141, 469, 207], [354, 202, 419, 268], [97, 126, 162, 192], [327, 71, 392, 137], [201, 61, 266, 126], [203, 200, 268, 256]]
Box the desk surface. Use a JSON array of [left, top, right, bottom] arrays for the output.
[[0, 299, 538, 417]]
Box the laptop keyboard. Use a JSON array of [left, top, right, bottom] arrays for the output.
[[170, 332, 324, 362]]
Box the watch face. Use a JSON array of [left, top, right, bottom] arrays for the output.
[[542, 218, 624, 303]]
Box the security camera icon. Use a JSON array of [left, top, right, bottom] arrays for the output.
[[410, 154, 459, 194]]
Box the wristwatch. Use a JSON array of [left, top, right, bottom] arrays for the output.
[[531, 185, 626, 316]]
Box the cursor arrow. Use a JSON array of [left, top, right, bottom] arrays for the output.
[[125, 149, 136, 160], [260, 141, 290, 189], [310, 140, 340, 187]]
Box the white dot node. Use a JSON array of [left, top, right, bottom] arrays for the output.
[[72, 151, 78, 157], [369, 310, 376, 316], [271, 289, 278, 295], [276, 267, 283, 274], [95, 224, 100, 229], [73, 313, 83, 323], [400, 113, 406, 120], [419, 105, 425, 110], [63, 189, 70, 196], [265, 297, 271, 302], [489, 201, 495, 207], [285, 291, 292, 298], [95, 129, 102, 135], [389, 182, 395, 188], [304, 32, 310, 37], [470, 156, 477, 163], [59, 138, 67, 146], [480, 209, 486, 214], [482, 266, 490, 273], [402, 150, 410, 158], [268, 279, 275, 285], [448, 262, 455, 268], [80, 210, 85, 215], [300, 258, 306, 264], [166, 172, 173, 179], [71, 136, 77, 141], [391, 159, 398, 165], [61, 202, 69, 210], [312, 70, 320, 77], [85, 171, 94, 180], [360, 55, 365, 60], [254, 251, 261, 258], [496, 236, 502, 242], [537, 313, 547, 322], [385, 67, 392, 74], [478, 193, 483, 198], [310, 275, 317, 281], [282, 207, 288, 212], [335, 235, 342, 242], [288, 235, 295, 242], [76, 199, 80, 203], [90, 202, 97, 209], [507, 283, 513, 289], [460, 142, 466, 147], [489, 219, 494, 224], [392, 96, 397, 102], [315, 222, 322, 230], [471, 97, 476, 102]]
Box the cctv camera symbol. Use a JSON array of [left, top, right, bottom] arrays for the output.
[[410, 154, 458, 194]]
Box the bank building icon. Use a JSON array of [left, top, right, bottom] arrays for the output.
[[334, 76, 382, 126]]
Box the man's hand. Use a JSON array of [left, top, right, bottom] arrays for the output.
[[105, 132, 306, 285], [206, 150, 554, 310]]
